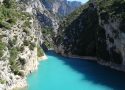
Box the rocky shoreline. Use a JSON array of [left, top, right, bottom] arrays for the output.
[[98, 60, 125, 72], [38, 53, 48, 61], [4, 52, 125, 90], [57, 52, 125, 72], [14, 53, 48, 90], [65, 55, 97, 61], [16, 53, 47, 90], [0, 54, 47, 90]]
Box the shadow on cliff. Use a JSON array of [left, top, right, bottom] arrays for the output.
[[46, 50, 125, 90]]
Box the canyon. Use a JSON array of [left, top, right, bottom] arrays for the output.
[[0, 0, 125, 90]]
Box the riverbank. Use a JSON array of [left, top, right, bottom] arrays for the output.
[[57, 52, 125, 72], [56, 52, 97, 61], [65, 55, 97, 61], [11, 53, 48, 90], [38, 53, 48, 61], [27, 51, 125, 90], [98, 60, 125, 72], [76, 56, 125, 72]]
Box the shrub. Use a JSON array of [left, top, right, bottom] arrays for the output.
[[7, 18, 17, 25], [0, 21, 11, 29], [23, 40, 29, 46], [3, 0, 16, 8], [29, 42, 36, 50], [0, 79, 6, 84], [23, 20, 31, 28], [0, 2, 18, 29], [9, 48, 18, 61], [41, 27, 54, 35], [37, 45, 44, 57], [23, 28, 30, 35], [0, 35, 7, 40], [10, 62, 20, 75], [8, 39, 16, 49], [0, 5, 17, 20], [0, 42, 5, 58], [44, 40, 53, 48], [9, 47, 20, 75], [18, 57, 26, 65], [17, 46, 24, 53], [17, 71, 25, 77]]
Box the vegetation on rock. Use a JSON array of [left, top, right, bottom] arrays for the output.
[[0, 41, 5, 58], [37, 45, 44, 57], [55, 0, 125, 65]]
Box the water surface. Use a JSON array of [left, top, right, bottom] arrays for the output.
[[27, 51, 125, 90]]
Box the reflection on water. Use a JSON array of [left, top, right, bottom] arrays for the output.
[[26, 51, 125, 90]]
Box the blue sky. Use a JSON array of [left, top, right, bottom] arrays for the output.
[[68, 0, 89, 3]]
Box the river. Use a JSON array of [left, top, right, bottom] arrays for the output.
[[27, 51, 125, 90]]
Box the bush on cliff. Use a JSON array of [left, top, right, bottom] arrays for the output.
[[0, 42, 5, 58], [37, 45, 44, 57]]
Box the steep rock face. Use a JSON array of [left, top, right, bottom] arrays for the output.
[[55, 0, 125, 71], [21, 0, 59, 33], [0, 0, 45, 89], [96, 0, 125, 70], [22, 0, 81, 50], [41, 0, 82, 16], [54, 3, 98, 56], [0, 0, 81, 89], [22, 0, 60, 49]]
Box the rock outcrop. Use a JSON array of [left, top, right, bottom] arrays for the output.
[[41, 0, 82, 16], [0, 0, 81, 89], [54, 0, 125, 71], [0, 0, 45, 89]]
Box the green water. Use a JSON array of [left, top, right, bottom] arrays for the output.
[[27, 51, 125, 90]]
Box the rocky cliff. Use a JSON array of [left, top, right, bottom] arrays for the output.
[[0, 0, 47, 89], [54, 0, 125, 71], [0, 0, 81, 89], [41, 0, 82, 17], [31, 0, 82, 49]]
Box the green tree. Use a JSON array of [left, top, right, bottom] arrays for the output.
[[3, 0, 16, 8]]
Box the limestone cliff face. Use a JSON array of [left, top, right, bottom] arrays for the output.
[[55, 0, 125, 71], [41, 0, 82, 16], [23, 0, 81, 50], [0, 0, 80, 89], [54, 3, 98, 56], [96, 0, 125, 70], [0, 0, 44, 89], [21, 0, 59, 33], [22, 0, 60, 49]]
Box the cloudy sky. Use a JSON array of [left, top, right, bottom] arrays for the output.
[[68, 0, 89, 3]]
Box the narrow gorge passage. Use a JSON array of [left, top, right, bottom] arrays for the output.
[[27, 51, 125, 90]]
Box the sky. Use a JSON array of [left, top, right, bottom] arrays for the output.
[[68, 0, 89, 3]]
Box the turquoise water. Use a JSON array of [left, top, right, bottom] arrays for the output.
[[27, 51, 125, 90]]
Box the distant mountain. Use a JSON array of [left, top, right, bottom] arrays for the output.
[[41, 0, 82, 16]]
